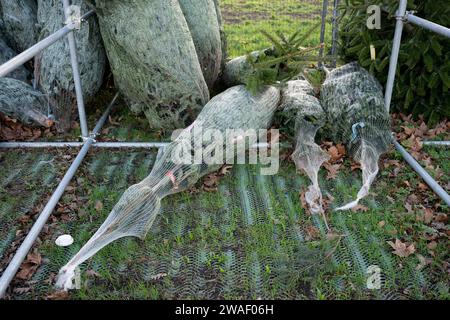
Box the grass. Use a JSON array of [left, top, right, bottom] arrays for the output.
[[0, 141, 448, 299], [222, 0, 333, 57]]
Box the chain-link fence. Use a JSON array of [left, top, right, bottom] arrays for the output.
[[221, 0, 339, 61]]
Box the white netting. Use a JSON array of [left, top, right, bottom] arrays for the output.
[[280, 79, 329, 215], [320, 62, 391, 211], [56, 85, 280, 290]]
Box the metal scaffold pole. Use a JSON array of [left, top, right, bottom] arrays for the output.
[[63, 0, 89, 139], [318, 0, 329, 68], [0, 93, 119, 298], [384, 0, 407, 113]]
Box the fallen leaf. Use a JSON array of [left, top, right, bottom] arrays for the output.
[[305, 225, 320, 241], [219, 165, 233, 176], [326, 231, 342, 241], [327, 146, 340, 161], [404, 202, 413, 214], [423, 208, 434, 224], [378, 220, 386, 228], [94, 200, 103, 212], [387, 239, 416, 258], [16, 252, 42, 280], [351, 204, 369, 213], [46, 290, 69, 300], [417, 183, 428, 192], [427, 241, 437, 250], [323, 162, 341, 180], [86, 269, 100, 278]]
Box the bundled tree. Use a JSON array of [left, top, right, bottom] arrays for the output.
[[91, 0, 210, 130], [0, 37, 30, 82], [0, 0, 38, 52], [279, 79, 329, 216], [37, 0, 106, 130], [56, 85, 281, 290], [179, 0, 223, 90], [320, 62, 391, 211], [0, 78, 53, 128]]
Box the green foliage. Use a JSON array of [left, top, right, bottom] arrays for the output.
[[339, 0, 450, 123], [244, 23, 324, 93]]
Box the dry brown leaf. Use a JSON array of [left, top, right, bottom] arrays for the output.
[[417, 183, 428, 192], [427, 241, 437, 250], [46, 290, 69, 300], [378, 220, 386, 228], [404, 202, 413, 213], [95, 200, 103, 212], [219, 165, 233, 176], [16, 252, 42, 280], [423, 208, 434, 224], [351, 204, 369, 212], [323, 162, 341, 180], [387, 239, 416, 258], [305, 225, 320, 241]]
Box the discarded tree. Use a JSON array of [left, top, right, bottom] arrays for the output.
[[37, 0, 106, 129], [279, 79, 329, 215], [0, 78, 53, 128], [0, 38, 30, 82], [92, 0, 209, 130], [0, 0, 38, 52], [320, 62, 391, 210], [179, 0, 223, 90], [56, 85, 281, 290]]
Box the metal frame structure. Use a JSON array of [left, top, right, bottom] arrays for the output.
[[0, 0, 448, 298], [384, 0, 450, 207], [0, 1, 169, 298]]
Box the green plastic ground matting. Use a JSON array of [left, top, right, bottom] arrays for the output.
[[0, 148, 448, 299]]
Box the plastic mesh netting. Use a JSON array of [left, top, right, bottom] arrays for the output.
[[55, 85, 281, 289], [280, 79, 329, 215], [321, 62, 391, 210], [0, 148, 442, 300]]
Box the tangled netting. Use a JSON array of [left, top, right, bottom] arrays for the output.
[[37, 0, 105, 130], [178, 0, 223, 89], [0, 77, 53, 127], [92, 0, 209, 130], [321, 62, 392, 210], [279, 79, 329, 214], [56, 85, 280, 290], [0, 38, 30, 82], [0, 0, 38, 53]]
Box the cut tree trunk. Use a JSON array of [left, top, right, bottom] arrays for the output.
[[0, 37, 30, 82], [0, 0, 38, 52], [92, 0, 209, 130], [0, 77, 53, 127], [36, 0, 106, 130], [179, 0, 223, 90]]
